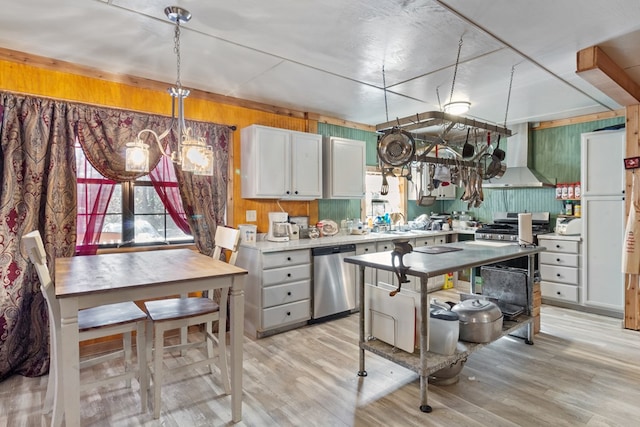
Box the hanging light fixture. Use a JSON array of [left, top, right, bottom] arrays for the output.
[[442, 35, 471, 116], [125, 6, 214, 176]]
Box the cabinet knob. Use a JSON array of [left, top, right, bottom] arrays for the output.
[[556, 273, 561, 277], [287, 257, 291, 261], [556, 245, 561, 248], [286, 190, 291, 195], [294, 190, 299, 195], [287, 291, 292, 296], [556, 258, 561, 262], [287, 273, 291, 277], [557, 291, 561, 295], [286, 311, 291, 316], [364, 248, 369, 252]]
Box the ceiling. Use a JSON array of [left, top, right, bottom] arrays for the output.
[[3, 0, 640, 128]]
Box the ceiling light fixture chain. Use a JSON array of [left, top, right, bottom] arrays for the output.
[[125, 6, 214, 176], [382, 65, 390, 123], [448, 36, 464, 106]]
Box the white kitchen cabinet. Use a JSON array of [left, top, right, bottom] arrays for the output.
[[436, 183, 457, 200], [581, 130, 625, 197], [582, 196, 625, 313], [538, 236, 581, 304], [580, 129, 625, 316], [236, 246, 312, 338], [241, 124, 322, 200], [323, 136, 366, 199]]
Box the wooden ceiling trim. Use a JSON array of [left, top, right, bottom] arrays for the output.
[[576, 45, 640, 106]]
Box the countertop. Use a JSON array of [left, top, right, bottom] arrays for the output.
[[537, 232, 582, 242], [239, 229, 463, 253]]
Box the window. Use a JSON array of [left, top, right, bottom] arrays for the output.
[[364, 168, 405, 220], [75, 141, 193, 248]]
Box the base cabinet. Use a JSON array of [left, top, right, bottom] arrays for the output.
[[538, 237, 581, 305], [237, 247, 311, 338]]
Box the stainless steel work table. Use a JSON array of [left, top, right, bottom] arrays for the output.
[[344, 240, 545, 413]]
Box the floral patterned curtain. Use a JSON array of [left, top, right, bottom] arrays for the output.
[[0, 91, 231, 380], [0, 92, 77, 380]]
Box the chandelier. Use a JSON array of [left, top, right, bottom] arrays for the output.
[[125, 6, 214, 176]]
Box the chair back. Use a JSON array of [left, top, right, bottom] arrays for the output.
[[22, 231, 57, 309], [212, 226, 241, 265]]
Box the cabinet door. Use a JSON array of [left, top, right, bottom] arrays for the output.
[[581, 130, 625, 196], [582, 196, 625, 312], [290, 131, 323, 199], [436, 183, 456, 200], [241, 125, 290, 198], [324, 137, 366, 199]]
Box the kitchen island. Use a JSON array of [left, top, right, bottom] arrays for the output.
[[344, 240, 544, 413]]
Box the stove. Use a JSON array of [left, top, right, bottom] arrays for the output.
[[475, 212, 550, 243], [475, 212, 550, 271]]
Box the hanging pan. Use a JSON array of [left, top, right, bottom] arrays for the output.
[[377, 127, 416, 167]]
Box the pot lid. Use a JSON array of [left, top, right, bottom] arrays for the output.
[[451, 299, 502, 323]]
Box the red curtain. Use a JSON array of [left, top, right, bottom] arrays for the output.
[[149, 149, 191, 235]]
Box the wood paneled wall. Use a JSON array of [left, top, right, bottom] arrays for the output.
[[0, 50, 323, 234], [625, 105, 640, 329]]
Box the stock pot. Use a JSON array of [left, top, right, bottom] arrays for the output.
[[451, 299, 503, 343]]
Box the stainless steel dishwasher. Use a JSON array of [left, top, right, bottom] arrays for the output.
[[311, 244, 357, 321]]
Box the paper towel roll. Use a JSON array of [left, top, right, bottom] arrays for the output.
[[518, 213, 533, 246]]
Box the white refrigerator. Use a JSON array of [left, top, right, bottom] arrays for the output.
[[581, 129, 626, 315]]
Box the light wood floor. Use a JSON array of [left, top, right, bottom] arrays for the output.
[[2, 300, 640, 427]]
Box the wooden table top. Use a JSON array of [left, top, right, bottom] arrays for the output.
[[54, 249, 247, 298]]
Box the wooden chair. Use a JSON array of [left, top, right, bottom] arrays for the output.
[[143, 225, 240, 419], [22, 230, 148, 427]]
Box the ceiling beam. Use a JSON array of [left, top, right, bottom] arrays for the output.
[[576, 45, 640, 105]]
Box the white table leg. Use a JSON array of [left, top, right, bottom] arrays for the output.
[[229, 276, 245, 423], [58, 299, 81, 427]]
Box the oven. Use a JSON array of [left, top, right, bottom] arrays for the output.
[[475, 212, 550, 270]]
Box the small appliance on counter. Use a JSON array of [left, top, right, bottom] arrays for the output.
[[267, 212, 292, 242], [556, 217, 582, 236]]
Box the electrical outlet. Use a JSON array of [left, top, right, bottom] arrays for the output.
[[246, 210, 257, 222]]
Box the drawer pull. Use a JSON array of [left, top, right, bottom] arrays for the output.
[[287, 291, 292, 296], [557, 291, 561, 295], [556, 244, 561, 248], [556, 258, 561, 262], [556, 273, 561, 277], [287, 273, 291, 277], [287, 257, 291, 261], [286, 311, 291, 316]]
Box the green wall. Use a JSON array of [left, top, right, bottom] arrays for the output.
[[317, 117, 625, 224]]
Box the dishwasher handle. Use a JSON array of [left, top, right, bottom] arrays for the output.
[[312, 244, 356, 256]]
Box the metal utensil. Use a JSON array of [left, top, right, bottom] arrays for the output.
[[462, 128, 474, 158], [493, 134, 506, 161], [380, 168, 390, 195]]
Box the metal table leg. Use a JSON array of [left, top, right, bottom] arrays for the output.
[[419, 275, 432, 413], [357, 265, 367, 376]]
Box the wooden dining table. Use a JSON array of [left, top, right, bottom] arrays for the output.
[[54, 248, 247, 427]]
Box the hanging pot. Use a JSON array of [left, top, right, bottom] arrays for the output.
[[377, 127, 416, 167]]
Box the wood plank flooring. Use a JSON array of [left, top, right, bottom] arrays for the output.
[[2, 301, 640, 426]]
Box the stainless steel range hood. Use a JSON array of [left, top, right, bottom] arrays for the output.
[[483, 122, 555, 188]]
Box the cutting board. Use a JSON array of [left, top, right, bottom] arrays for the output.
[[365, 283, 415, 353]]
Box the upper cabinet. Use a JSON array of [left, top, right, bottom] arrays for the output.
[[241, 125, 323, 200], [323, 136, 366, 199], [580, 130, 625, 197]]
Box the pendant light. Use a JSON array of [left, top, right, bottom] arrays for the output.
[[125, 6, 214, 176], [442, 36, 471, 116]]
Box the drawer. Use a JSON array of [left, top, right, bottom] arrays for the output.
[[413, 236, 435, 248], [263, 264, 311, 287], [376, 241, 393, 252], [540, 264, 580, 285], [538, 239, 580, 254], [356, 242, 376, 255], [262, 299, 310, 329], [540, 252, 580, 268], [262, 249, 311, 269], [262, 280, 310, 308], [541, 280, 579, 303]]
